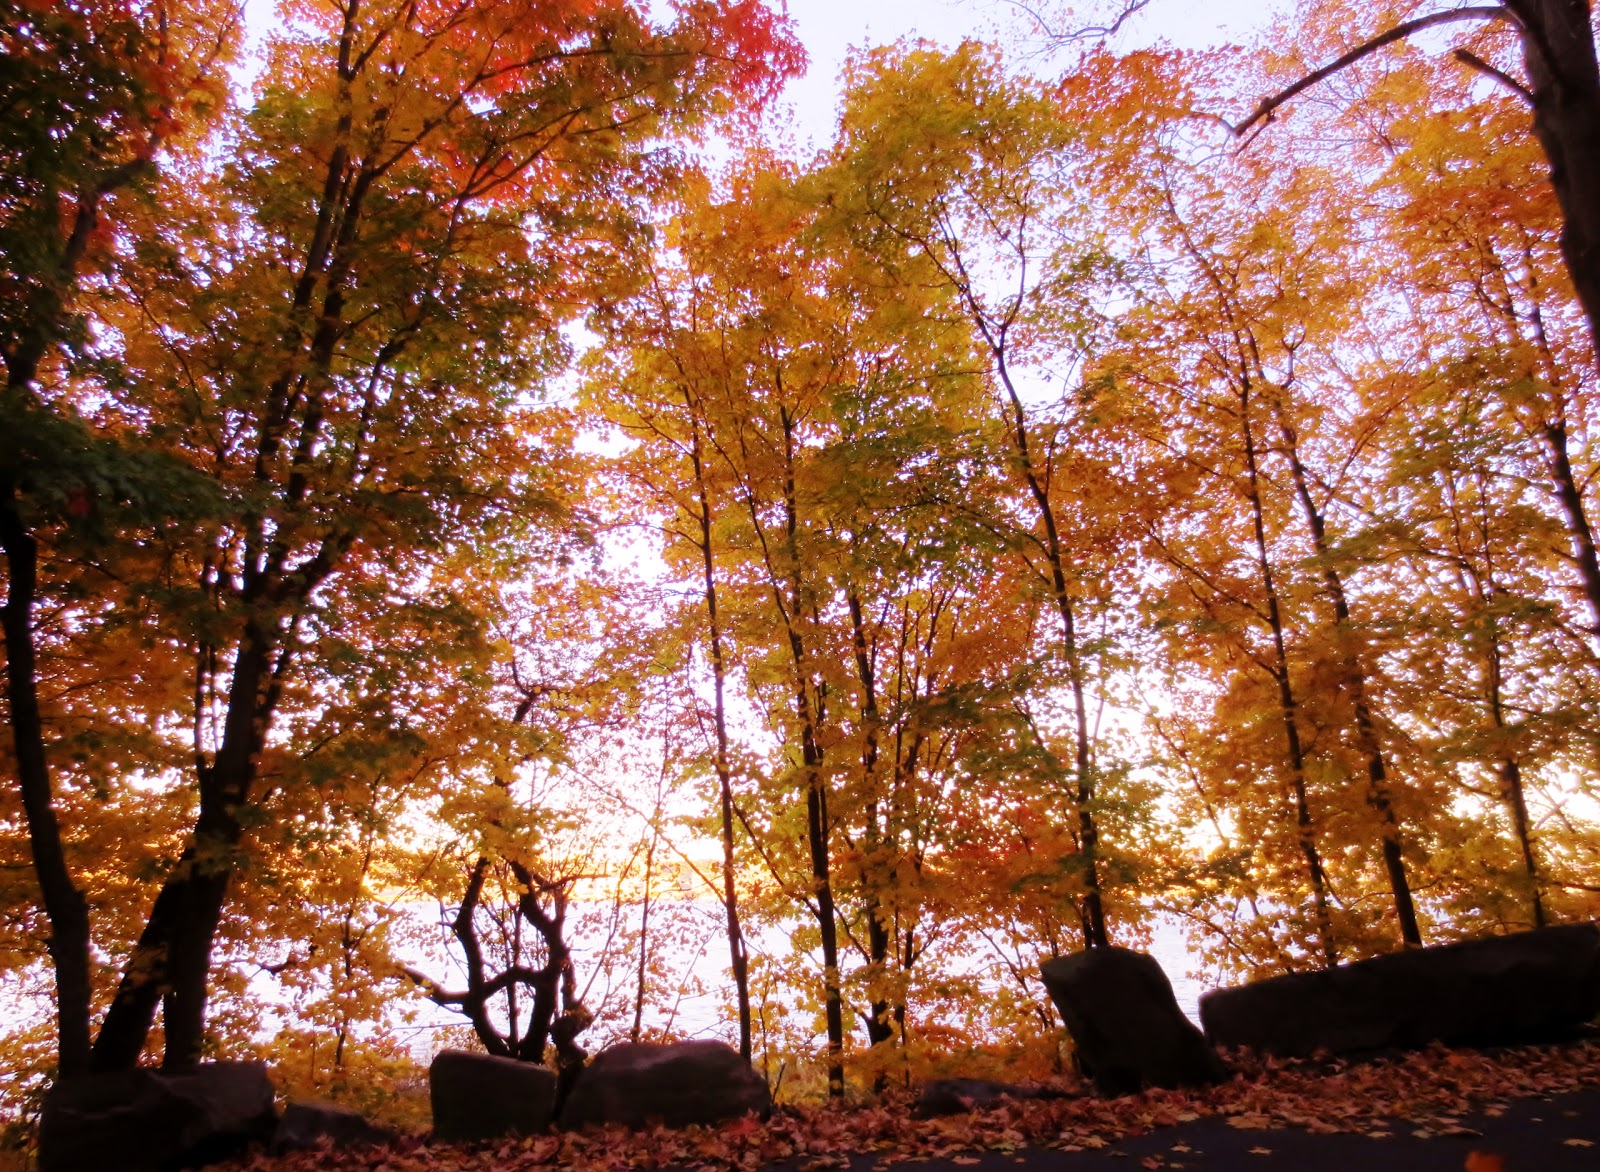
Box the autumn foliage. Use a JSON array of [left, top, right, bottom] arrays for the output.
[[3, 0, 1600, 1141]]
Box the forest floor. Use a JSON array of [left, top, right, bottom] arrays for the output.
[[217, 1039, 1600, 1172]]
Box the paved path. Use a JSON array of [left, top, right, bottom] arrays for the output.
[[874, 1089, 1600, 1172]]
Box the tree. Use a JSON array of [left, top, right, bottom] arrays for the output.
[[1234, 2, 1598, 360], [1, 0, 242, 1078], [5, 0, 799, 1075], [1232, 1, 1600, 652], [824, 42, 1150, 951]]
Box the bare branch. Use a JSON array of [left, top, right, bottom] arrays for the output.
[[1004, 0, 1150, 46], [1453, 47, 1534, 103], [1231, 6, 1509, 137]]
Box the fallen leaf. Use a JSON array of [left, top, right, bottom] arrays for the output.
[[1248, 1147, 1272, 1156], [1563, 1138, 1595, 1147], [951, 1158, 981, 1165], [1464, 1154, 1504, 1172]]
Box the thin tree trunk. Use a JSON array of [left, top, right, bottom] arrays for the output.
[[847, 590, 897, 1076], [632, 821, 656, 1043], [778, 406, 845, 1097], [993, 350, 1108, 949], [1237, 377, 1338, 968], [1271, 402, 1422, 948], [1481, 621, 1547, 927], [687, 413, 752, 1060]]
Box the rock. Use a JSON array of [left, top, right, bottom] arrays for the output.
[[1200, 922, 1600, 1059], [558, 1040, 771, 1130], [38, 1061, 278, 1172], [269, 1100, 395, 1153], [429, 1049, 557, 1142], [1040, 947, 1227, 1097], [914, 1078, 1065, 1117]]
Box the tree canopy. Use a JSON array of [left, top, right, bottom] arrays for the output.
[[3, 0, 1598, 1126]]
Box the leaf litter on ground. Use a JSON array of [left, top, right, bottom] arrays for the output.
[[222, 1040, 1600, 1172]]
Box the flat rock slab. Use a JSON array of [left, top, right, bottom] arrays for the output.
[[38, 1061, 277, 1172], [559, 1040, 770, 1130], [429, 1049, 557, 1142], [1200, 923, 1600, 1058], [1040, 947, 1227, 1097]]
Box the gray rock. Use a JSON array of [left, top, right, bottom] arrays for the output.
[[558, 1040, 770, 1130], [1040, 947, 1227, 1097], [1200, 922, 1600, 1058], [429, 1049, 557, 1142], [38, 1061, 277, 1172], [269, 1099, 395, 1153]]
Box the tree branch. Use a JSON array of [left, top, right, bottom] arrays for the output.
[[1453, 47, 1534, 103], [1231, 6, 1509, 137]]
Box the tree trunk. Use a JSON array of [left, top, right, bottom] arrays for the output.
[[1480, 617, 1547, 927], [0, 485, 94, 1077], [1511, 0, 1600, 361], [1272, 402, 1422, 948], [778, 406, 845, 1097], [1238, 378, 1338, 968], [993, 351, 1109, 949], [632, 822, 657, 1043], [1541, 415, 1600, 661], [688, 414, 752, 1060], [847, 588, 898, 1070], [92, 619, 276, 1070]]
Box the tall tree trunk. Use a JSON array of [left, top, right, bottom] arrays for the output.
[[778, 407, 845, 1097], [0, 484, 93, 1077], [1, 113, 163, 1081], [993, 350, 1109, 949], [1477, 593, 1547, 927], [1237, 377, 1337, 968], [848, 589, 897, 1081], [1271, 402, 1422, 948], [632, 819, 657, 1043], [688, 414, 752, 1061]]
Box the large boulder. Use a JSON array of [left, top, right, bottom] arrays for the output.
[[1200, 922, 1600, 1059], [558, 1040, 770, 1130], [38, 1061, 278, 1172], [1040, 947, 1227, 1097], [429, 1049, 557, 1142], [269, 1099, 395, 1153]]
